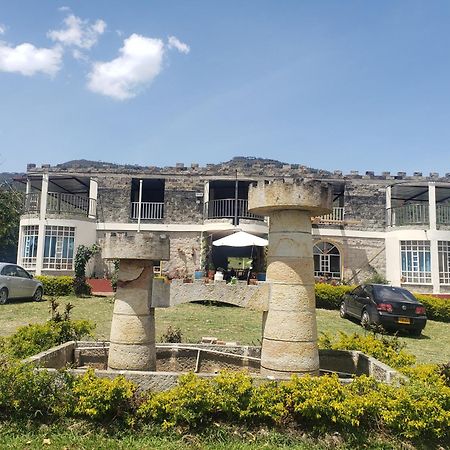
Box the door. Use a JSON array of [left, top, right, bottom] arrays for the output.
[[16, 266, 36, 297], [353, 285, 372, 317], [1, 265, 23, 298]]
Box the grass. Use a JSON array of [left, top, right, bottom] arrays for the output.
[[0, 423, 412, 450], [1, 295, 450, 364]]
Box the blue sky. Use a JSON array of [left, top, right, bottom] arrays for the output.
[[1, 1, 449, 175]]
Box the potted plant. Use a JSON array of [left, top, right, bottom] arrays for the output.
[[207, 262, 215, 280]]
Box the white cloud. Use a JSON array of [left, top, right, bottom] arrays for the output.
[[0, 24, 6, 35], [87, 33, 164, 100], [48, 14, 106, 49], [168, 36, 190, 54], [58, 6, 71, 12], [72, 48, 88, 62], [0, 42, 62, 76]]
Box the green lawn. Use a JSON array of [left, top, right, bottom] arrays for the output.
[[1, 295, 449, 364]]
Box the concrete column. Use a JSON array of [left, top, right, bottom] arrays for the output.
[[429, 182, 436, 231], [101, 232, 169, 371], [248, 179, 332, 378], [88, 179, 98, 219], [109, 259, 156, 370], [35, 174, 49, 275]]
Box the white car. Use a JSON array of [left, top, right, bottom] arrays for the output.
[[0, 263, 43, 304]]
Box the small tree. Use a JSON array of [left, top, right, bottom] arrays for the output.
[[0, 183, 24, 262], [74, 244, 99, 297]]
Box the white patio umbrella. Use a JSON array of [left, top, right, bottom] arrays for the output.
[[212, 231, 268, 247]]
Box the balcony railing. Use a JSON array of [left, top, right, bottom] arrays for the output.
[[388, 203, 429, 226], [47, 192, 95, 217], [314, 207, 345, 224], [23, 192, 40, 213], [23, 192, 95, 217], [204, 199, 264, 221], [130, 202, 164, 219], [437, 204, 450, 225]]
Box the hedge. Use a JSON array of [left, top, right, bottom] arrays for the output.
[[0, 363, 448, 443], [414, 294, 450, 323], [314, 283, 450, 323], [34, 275, 74, 296], [314, 283, 354, 310]]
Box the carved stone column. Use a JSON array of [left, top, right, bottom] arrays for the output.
[[249, 180, 331, 377], [102, 232, 169, 371]]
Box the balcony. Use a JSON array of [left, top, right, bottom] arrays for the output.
[[204, 199, 264, 221], [23, 192, 96, 218], [313, 207, 345, 224], [437, 204, 450, 225], [388, 204, 429, 226], [130, 202, 164, 220]]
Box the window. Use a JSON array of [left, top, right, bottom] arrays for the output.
[[43, 226, 75, 270], [313, 241, 341, 279], [22, 225, 39, 269], [400, 240, 431, 284], [438, 241, 450, 284]]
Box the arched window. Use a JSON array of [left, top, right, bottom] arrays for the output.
[[313, 242, 341, 279]]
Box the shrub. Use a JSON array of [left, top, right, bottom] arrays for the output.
[[0, 355, 73, 419], [3, 300, 94, 359], [319, 331, 416, 369], [414, 293, 450, 322], [74, 244, 99, 297], [314, 283, 354, 310], [71, 368, 136, 421], [160, 326, 183, 343], [35, 275, 74, 296], [138, 372, 217, 429]]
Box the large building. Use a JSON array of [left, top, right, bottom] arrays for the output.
[[16, 157, 450, 294]]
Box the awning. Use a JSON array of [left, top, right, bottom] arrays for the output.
[[212, 231, 268, 247]]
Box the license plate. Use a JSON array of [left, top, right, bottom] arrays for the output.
[[398, 317, 411, 324]]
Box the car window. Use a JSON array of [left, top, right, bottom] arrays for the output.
[[373, 285, 417, 302], [364, 285, 373, 298], [1, 265, 18, 276], [16, 267, 31, 279], [352, 286, 363, 297]]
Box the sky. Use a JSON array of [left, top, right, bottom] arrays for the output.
[[1, 1, 450, 175]]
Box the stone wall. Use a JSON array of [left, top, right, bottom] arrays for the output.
[[97, 175, 132, 223], [162, 231, 202, 278], [164, 178, 204, 223], [344, 181, 386, 231], [341, 237, 386, 284]]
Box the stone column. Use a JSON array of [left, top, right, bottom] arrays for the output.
[[101, 232, 170, 371], [249, 180, 331, 377]]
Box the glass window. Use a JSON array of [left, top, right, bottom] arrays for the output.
[[438, 241, 450, 285], [43, 226, 75, 270], [313, 241, 341, 279], [400, 240, 431, 284], [21, 225, 39, 269]]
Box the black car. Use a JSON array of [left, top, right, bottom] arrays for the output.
[[340, 284, 427, 336]]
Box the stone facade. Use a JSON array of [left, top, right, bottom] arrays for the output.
[[17, 157, 450, 294]]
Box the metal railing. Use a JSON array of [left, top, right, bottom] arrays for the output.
[[204, 199, 264, 221], [388, 203, 429, 226], [47, 192, 93, 216], [437, 204, 450, 225], [315, 207, 345, 224], [130, 202, 164, 219], [23, 192, 40, 213], [23, 192, 95, 217]]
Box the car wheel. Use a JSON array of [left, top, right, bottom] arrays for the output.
[[33, 287, 43, 302], [0, 288, 8, 305], [339, 301, 348, 319], [361, 310, 371, 329]]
